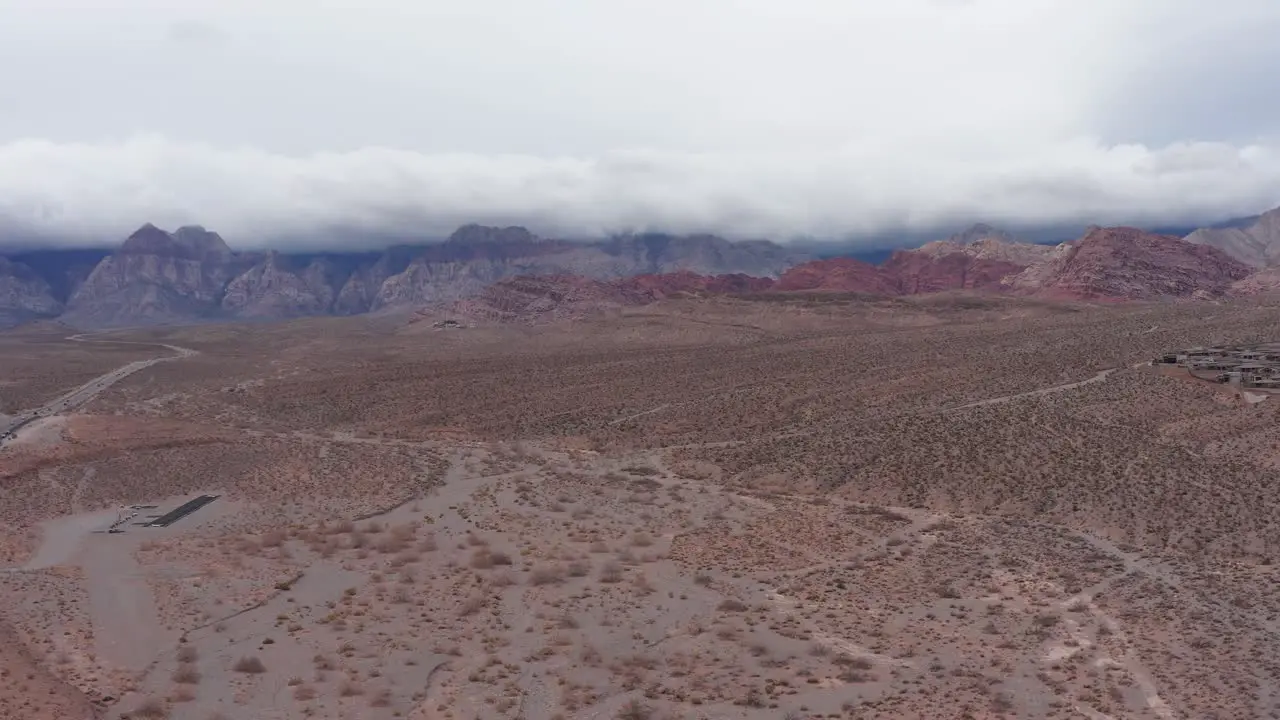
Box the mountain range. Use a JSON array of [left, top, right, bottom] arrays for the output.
[[3, 208, 1280, 328], [0, 224, 807, 328]]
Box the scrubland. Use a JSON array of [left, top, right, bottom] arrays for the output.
[[2, 293, 1279, 719]]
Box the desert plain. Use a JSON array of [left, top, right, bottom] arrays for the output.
[[2, 293, 1280, 720]]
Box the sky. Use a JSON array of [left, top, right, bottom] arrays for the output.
[[2, 0, 1280, 248]]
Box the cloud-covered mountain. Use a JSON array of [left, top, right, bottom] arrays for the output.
[[1184, 206, 1280, 268], [6, 213, 1280, 328], [0, 223, 808, 328]]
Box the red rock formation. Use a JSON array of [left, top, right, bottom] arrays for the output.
[[1005, 226, 1252, 300], [450, 271, 776, 323], [774, 258, 899, 294], [881, 251, 1025, 294]]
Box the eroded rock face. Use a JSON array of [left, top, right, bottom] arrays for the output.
[[775, 225, 1048, 296], [774, 257, 899, 294], [1185, 207, 1280, 268], [221, 252, 347, 318], [881, 251, 1026, 294], [1006, 226, 1252, 300], [371, 226, 802, 311], [0, 257, 62, 326], [449, 271, 777, 323], [62, 225, 240, 327]]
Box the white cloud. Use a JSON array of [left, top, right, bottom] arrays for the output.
[[2, 135, 1278, 247], [0, 0, 1278, 246]]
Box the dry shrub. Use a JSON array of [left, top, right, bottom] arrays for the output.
[[599, 561, 624, 583], [233, 655, 267, 674], [529, 565, 565, 586], [340, 680, 365, 697], [170, 687, 196, 703], [630, 532, 654, 547], [617, 699, 653, 720], [127, 698, 168, 718], [171, 663, 201, 684], [567, 560, 591, 577], [470, 549, 495, 569], [717, 598, 748, 612], [293, 685, 317, 701], [175, 645, 198, 663], [458, 595, 486, 616]]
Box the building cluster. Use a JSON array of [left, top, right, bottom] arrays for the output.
[[1154, 344, 1280, 389]]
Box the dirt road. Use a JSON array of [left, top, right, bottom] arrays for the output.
[[0, 334, 196, 449], [942, 368, 1117, 413]]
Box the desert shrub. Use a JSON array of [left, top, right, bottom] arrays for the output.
[[175, 645, 198, 663], [529, 565, 565, 586], [170, 687, 195, 703], [599, 561, 624, 583], [340, 680, 364, 696], [233, 656, 266, 674], [617, 699, 653, 720], [458, 595, 485, 616], [717, 598, 748, 612], [127, 698, 168, 718], [171, 663, 201, 684], [1033, 613, 1061, 628]]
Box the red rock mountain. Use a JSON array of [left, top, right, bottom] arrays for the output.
[[776, 225, 1050, 295], [774, 257, 899, 294], [1005, 226, 1252, 300]]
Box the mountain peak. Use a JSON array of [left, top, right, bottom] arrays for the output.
[[945, 223, 1016, 246], [446, 224, 537, 245], [119, 223, 232, 260]]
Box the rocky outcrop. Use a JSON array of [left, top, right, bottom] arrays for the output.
[[332, 247, 419, 315], [450, 271, 777, 324], [0, 257, 62, 326], [774, 225, 1046, 296], [1006, 226, 1252, 300], [62, 224, 241, 327], [601, 233, 807, 277], [774, 257, 897, 294], [1185, 206, 1280, 268], [881, 251, 1026, 294], [370, 226, 802, 311], [221, 252, 348, 318]]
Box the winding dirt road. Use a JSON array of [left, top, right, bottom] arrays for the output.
[[0, 334, 196, 449]]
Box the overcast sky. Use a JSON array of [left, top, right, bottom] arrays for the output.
[[2, 0, 1280, 247]]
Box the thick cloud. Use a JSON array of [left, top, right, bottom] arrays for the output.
[[0, 0, 1278, 247]]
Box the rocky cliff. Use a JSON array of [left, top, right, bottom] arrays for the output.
[[0, 256, 63, 326], [25, 223, 806, 327], [220, 252, 350, 318], [61, 224, 242, 327], [1006, 226, 1252, 299], [1185, 206, 1280, 268], [449, 271, 777, 324]]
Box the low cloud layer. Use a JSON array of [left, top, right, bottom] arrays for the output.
[[1, 136, 1278, 248], [2, 0, 1280, 247]]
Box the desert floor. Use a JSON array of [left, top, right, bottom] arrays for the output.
[[1, 295, 1279, 720]]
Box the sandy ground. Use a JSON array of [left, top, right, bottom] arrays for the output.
[[5, 301, 1280, 718]]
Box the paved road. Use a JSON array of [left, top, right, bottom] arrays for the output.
[[0, 334, 196, 449]]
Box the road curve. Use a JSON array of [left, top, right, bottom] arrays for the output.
[[0, 334, 197, 448]]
